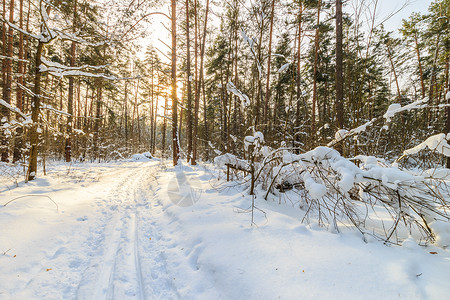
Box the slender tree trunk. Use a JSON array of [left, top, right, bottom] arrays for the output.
[[5, 0, 14, 105], [185, 0, 193, 163], [199, 0, 210, 160], [150, 60, 155, 153], [428, 34, 441, 109], [233, 2, 239, 141], [152, 76, 158, 154], [386, 41, 401, 102], [65, 0, 77, 162], [192, 0, 199, 165], [27, 41, 44, 181], [23, 0, 31, 112], [162, 94, 168, 156], [202, 72, 209, 160], [124, 80, 129, 150], [76, 79, 81, 129], [179, 84, 185, 138], [131, 79, 139, 153], [295, 2, 305, 153], [93, 80, 102, 161], [254, 11, 265, 129], [1, 2, 6, 107], [311, 0, 321, 147], [1, 0, 14, 162], [132, 78, 140, 153], [13, 0, 24, 162], [444, 56, 449, 168], [171, 0, 180, 166], [413, 32, 426, 99], [224, 30, 232, 153], [263, 0, 275, 132], [335, 0, 344, 153]]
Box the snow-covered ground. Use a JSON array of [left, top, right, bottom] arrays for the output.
[[1, 159, 450, 299]]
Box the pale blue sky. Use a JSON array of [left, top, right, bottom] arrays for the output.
[[378, 0, 433, 32]]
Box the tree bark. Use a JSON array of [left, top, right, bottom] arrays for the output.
[[295, 2, 305, 153], [162, 93, 168, 156], [444, 55, 449, 168], [124, 80, 128, 150], [335, 0, 344, 153], [185, 0, 193, 163], [93, 80, 102, 161], [13, 0, 24, 162], [199, 0, 210, 160], [192, 0, 199, 165], [65, 0, 77, 162], [263, 0, 275, 132], [171, 0, 180, 166], [27, 41, 44, 181], [311, 0, 321, 147], [413, 31, 426, 99], [150, 57, 155, 153], [1, 0, 14, 162]]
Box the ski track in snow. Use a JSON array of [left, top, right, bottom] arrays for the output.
[[76, 163, 180, 300], [2, 162, 180, 300]]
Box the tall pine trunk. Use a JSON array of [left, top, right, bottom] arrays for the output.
[[311, 0, 321, 147], [27, 41, 44, 181], [192, 0, 199, 165], [1, 0, 14, 162], [171, 0, 180, 166], [263, 0, 275, 133], [185, 0, 193, 163], [200, 0, 210, 160], [335, 0, 344, 153], [13, 0, 24, 162], [65, 0, 77, 162]]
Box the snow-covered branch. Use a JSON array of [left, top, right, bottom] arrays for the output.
[[383, 97, 429, 122], [226, 82, 250, 107], [328, 97, 430, 147], [40, 58, 114, 78], [0, 16, 41, 40], [214, 140, 450, 243], [40, 104, 71, 117], [277, 63, 290, 73], [40, 58, 109, 72], [327, 119, 377, 147], [0, 55, 29, 63], [241, 29, 262, 78], [16, 82, 50, 100], [398, 133, 450, 161], [0, 99, 30, 121], [41, 66, 117, 80], [53, 29, 109, 46], [1, 3, 109, 46]]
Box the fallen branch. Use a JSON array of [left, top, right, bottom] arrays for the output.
[[3, 194, 59, 212]]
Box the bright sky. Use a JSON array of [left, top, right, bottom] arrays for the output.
[[142, 0, 434, 63], [377, 0, 433, 33]]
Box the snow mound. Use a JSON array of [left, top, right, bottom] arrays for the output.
[[430, 220, 450, 248], [130, 153, 152, 162], [402, 133, 450, 157]]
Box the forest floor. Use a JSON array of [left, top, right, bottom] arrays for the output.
[[1, 158, 450, 299]]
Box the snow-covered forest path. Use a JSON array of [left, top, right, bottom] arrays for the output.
[[1, 159, 450, 300], [0, 160, 196, 299], [74, 162, 179, 299]]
